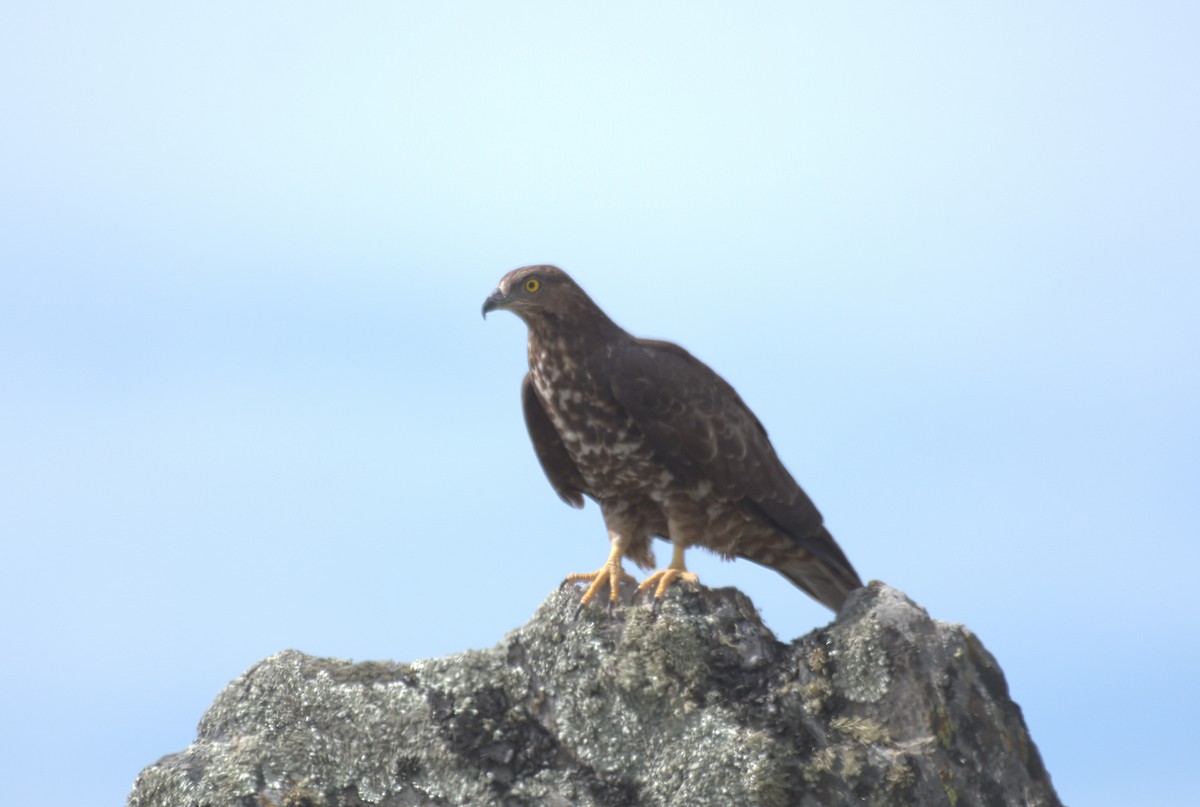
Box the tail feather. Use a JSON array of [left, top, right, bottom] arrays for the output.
[[770, 527, 863, 612]]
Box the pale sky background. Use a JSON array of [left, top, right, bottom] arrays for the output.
[[1, 3, 1197, 805]]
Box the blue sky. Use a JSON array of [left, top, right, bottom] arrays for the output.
[[1, 3, 1196, 805]]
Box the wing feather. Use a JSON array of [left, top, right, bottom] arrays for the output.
[[522, 373, 587, 508], [608, 339, 856, 579]]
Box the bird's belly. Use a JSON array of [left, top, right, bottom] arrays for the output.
[[665, 495, 778, 559], [559, 414, 667, 494], [538, 381, 787, 562]]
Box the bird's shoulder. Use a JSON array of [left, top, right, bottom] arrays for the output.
[[609, 337, 762, 430], [608, 336, 716, 383]]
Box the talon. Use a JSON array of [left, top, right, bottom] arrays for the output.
[[635, 544, 699, 601], [636, 568, 700, 599], [565, 543, 637, 607]]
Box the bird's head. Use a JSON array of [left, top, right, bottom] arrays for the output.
[[481, 265, 584, 324]]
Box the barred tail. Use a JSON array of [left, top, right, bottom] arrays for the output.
[[772, 527, 863, 612]]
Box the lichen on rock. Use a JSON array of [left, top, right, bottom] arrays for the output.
[[128, 582, 1061, 807]]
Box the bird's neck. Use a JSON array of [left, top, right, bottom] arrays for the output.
[[524, 306, 627, 365]]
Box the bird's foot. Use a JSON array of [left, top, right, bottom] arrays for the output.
[[564, 546, 638, 608], [636, 567, 700, 601], [635, 544, 699, 603]]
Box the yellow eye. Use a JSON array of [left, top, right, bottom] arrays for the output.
[[524, 278, 541, 293]]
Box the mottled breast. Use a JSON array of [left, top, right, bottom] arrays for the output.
[[528, 338, 671, 496]]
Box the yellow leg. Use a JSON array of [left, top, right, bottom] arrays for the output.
[[636, 543, 700, 599], [565, 542, 638, 605]]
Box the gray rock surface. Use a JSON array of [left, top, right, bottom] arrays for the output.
[[128, 582, 1060, 806]]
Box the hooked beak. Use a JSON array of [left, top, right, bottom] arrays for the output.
[[481, 287, 507, 319]]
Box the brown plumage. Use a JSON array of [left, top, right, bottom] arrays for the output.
[[483, 265, 862, 611]]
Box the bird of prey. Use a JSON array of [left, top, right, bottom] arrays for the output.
[[482, 265, 862, 611]]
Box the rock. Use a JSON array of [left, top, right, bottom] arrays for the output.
[[128, 582, 1061, 806]]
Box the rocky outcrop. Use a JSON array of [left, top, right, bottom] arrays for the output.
[[128, 582, 1060, 806]]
